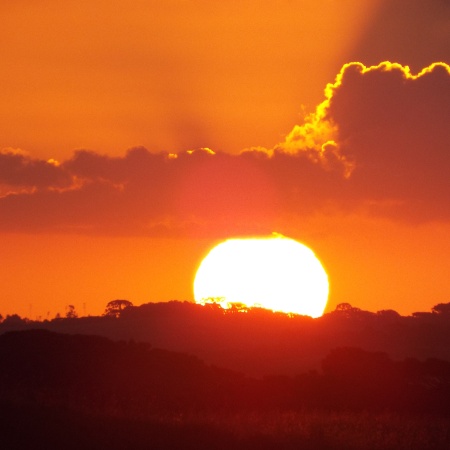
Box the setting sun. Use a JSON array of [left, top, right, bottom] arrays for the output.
[[193, 235, 329, 317]]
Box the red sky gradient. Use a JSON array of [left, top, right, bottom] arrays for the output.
[[1, 1, 449, 318]]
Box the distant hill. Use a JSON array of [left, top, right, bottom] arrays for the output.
[[1, 328, 450, 417], [1, 301, 450, 377]]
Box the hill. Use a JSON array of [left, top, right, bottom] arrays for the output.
[[2, 301, 450, 377]]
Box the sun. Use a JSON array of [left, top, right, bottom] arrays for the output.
[[193, 234, 329, 317]]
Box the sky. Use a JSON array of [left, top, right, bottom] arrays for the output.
[[1, 0, 449, 318]]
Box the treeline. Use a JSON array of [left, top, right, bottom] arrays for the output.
[[1, 329, 450, 417], [1, 301, 450, 377]]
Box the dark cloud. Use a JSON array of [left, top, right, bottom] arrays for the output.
[[0, 146, 334, 235], [279, 62, 450, 222], [0, 62, 448, 235], [0, 149, 70, 190], [328, 62, 450, 221], [350, 0, 450, 72]]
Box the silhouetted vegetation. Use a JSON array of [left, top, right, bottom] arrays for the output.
[[104, 299, 134, 317], [1, 328, 445, 415], [2, 300, 450, 377], [2, 402, 450, 450], [65, 304, 78, 319], [1, 329, 450, 449]]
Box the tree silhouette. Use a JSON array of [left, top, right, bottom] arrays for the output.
[[2, 314, 27, 325], [376, 309, 400, 318], [333, 303, 362, 318], [65, 305, 78, 319], [432, 302, 450, 315], [104, 299, 133, 318], [199, 297, 226, 305]]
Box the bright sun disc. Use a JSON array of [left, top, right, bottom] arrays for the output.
[[194, 235, 329, 317]]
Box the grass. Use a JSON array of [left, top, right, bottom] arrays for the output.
[[2, 396, 450, 449], [142, 409, 450, 450]]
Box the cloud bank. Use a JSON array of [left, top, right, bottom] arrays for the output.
[[0, 62, 448, 235]]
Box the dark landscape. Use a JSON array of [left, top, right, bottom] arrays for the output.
[[1, 301, 450, 449]]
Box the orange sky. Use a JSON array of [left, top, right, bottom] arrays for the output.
[[0, 0, 449, 318]]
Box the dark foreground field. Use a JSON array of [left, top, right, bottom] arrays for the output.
[[1, 401, 450, 450], [1, 326, 450, 449]]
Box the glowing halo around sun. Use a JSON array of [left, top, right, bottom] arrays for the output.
[[193, 235, 329, 317]]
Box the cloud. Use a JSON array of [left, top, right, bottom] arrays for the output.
[[350, 0, 450, 73], [0, 146, 338, 235], [0, 148, 70, 193], [0, 62, 448, 235], [277, 61, 450, 221]]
